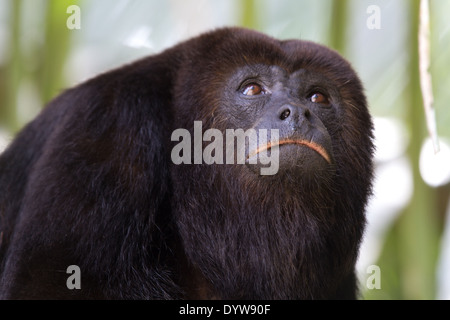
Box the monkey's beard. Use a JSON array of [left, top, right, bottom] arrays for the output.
[[173, 164, 347, 299]]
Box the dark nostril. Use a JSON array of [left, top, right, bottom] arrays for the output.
[[280, 109, 291, 121], [304, 108, 311, 118]]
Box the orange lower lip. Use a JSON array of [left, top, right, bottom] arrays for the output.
[[248, 139, 332, 164]]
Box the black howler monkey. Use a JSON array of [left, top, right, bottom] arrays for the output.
[[0, 27, 374, 299]]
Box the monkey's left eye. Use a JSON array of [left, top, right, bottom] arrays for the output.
[[242, 83, 265, 96], [309, 92, 331, 106]]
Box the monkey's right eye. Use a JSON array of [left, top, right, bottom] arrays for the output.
[[242, 83, 265, 96]]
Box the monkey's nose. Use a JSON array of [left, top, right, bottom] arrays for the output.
[[278, 104, 311, 121], [279, 108, 291, 121]]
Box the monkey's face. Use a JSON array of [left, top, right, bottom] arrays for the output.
[[223, 64, 336, 179]]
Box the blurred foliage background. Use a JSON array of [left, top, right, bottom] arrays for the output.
[[1, 0, 450, 300]]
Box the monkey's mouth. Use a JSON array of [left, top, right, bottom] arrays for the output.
[[247, 139, 332, 164]]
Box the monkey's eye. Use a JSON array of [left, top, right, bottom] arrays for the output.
[[309, 92, 330, 106], [242, 83, 265, 96]]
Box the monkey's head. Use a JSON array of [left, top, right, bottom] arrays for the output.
[[173, 28, 372, 183], [170, 28, 374, 299]]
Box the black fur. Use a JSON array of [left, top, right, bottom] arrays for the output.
[[0, 27, 374, 299]]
